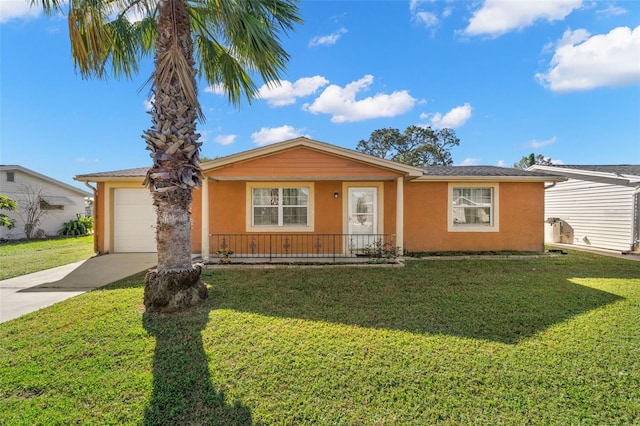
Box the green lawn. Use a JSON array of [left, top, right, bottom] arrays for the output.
[[0, 236, 95, 280], [1, 251, 638, 424]]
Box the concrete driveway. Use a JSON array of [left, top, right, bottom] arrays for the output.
[[0, 253, 157, 323]]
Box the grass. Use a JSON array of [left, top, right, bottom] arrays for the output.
[[0, 236, 94, 280], [1, 250, 639, 424]]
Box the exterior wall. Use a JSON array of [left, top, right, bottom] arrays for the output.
[[209, 147, 401, 180], [190, 186, 203, 253], [1, 170, 88, 240], [404, 181, 545, 252], [206, 180, 356, 254], [201, 147, 403, 256], [94, 181, 151, 254], [544, 178, 636, 251]]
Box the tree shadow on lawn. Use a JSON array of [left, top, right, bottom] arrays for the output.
[[142, 304, 254, 426], [205, 260, 627, 345]]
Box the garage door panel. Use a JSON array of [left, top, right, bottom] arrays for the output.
[[114, 189, 157, 252]]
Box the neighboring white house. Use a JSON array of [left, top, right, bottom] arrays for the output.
[[529, 164, 640, 253], [0, 165, 92, 240]]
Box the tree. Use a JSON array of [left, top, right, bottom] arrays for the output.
[[14, 186, 48, 240], [514, 153, 554, 170], [0, 195, 17, 229], [36, 0, 301, 312], [356, 125, 460, 167]]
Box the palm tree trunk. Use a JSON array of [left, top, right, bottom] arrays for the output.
[[143, 0, 207, 312]]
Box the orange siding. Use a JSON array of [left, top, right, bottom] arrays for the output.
[[383, 181, 397, 238], [404, 181, 545, 252], [206, 180, 349, 254], [190, 187, 202, 253], [209, 147, 401, 179]]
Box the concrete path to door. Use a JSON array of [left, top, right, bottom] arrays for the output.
[[0, 253, 157, 324]]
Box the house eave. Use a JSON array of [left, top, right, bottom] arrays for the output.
[[529, 165, 638, 187], [74, 175, 146, 184], [200, 137, 425, 178], [412, 175, 564, 183]]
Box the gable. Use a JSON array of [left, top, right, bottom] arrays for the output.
[[1, 166, 90, 198], [206, 147, 404, 180]]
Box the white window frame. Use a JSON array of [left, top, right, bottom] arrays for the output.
[[447, 183, 499, 232], [246, 182, 314, 232]]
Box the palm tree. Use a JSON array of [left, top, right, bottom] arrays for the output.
[[35, 0, 301, 312]]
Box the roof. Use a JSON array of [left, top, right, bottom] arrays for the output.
[[416, 165, 563, 182], [73, 139, 563, 183], [537, 164, 640, 176], [1, 165, 92, 197], [75, 167, 149, 181], [529, 164, 640, 186]]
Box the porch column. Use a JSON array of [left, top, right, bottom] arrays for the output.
[[396, 177, 404, 252], [201, 178, 210, 260]]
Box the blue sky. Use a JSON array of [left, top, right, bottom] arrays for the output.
[[1, 0, 639, 188]]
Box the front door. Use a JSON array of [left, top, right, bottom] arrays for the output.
[[348, 187, 377, 249]]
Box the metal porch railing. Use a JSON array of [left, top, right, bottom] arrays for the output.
[[208, 233, 397, 262]]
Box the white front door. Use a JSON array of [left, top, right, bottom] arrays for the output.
[[348, 187, 377, 249]]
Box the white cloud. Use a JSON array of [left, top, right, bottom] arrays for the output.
[[303, 75, 416, 123], [415, 11, 439, 28], [463, 0, 582, 37], [204, 84, 225, 95], [144, 96, 154, 111], [596, 4, 627, 17], [529, 136, 557, 149], [496, 160, 507, 167], [257, 76, 329, 107], [536, 25, 640, 92], [309, 28, 347, 47], [0, 1, 41, 23], [459, 158, 481, 166], [251, 125, 309, 147], [214, 134, 236, 146], [426, 103, 473, 129], [74, 157, 100, 163]]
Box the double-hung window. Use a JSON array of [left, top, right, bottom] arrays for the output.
[[248, 183, 314, 231], [448, 183, 499, 232]]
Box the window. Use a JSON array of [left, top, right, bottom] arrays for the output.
[[40, 200, 64, 210], [6, 172, 14, 182], [448, 183, 499, 232], [247, 183, 314, 232]]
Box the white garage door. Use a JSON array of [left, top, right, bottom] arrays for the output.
[[114, 189, 157, 252]]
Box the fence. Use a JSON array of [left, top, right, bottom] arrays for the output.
[[209, 233, 397, 262]]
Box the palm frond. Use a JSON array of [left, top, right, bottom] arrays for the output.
[[193, 34, 258, 106], [30, 0, 66, 16], [67, 2, 112, 78], [190, 0, 301, 104]]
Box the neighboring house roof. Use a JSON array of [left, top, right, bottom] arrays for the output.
[[529, 164, 640, 187], [75, 167, 149, 181], [73, 138, 564, 183], [1, 165, 92, 197], [540, 165, 640, 176]]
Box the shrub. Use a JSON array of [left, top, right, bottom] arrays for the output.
[[59, 216, 92, 237]]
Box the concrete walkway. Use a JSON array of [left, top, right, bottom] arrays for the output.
[[0, 253, 157, 323]]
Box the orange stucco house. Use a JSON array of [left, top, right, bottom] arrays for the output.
[[75, 137, 563, 258]]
